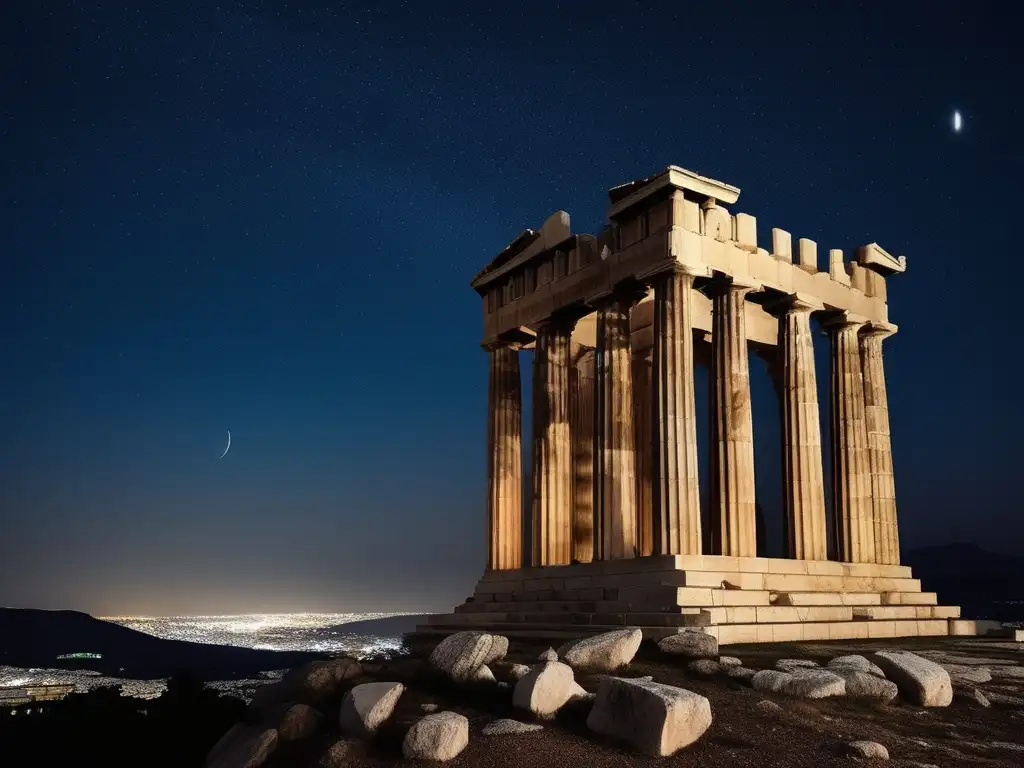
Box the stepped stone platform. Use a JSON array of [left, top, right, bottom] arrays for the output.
[[416, 555, 990, 646]]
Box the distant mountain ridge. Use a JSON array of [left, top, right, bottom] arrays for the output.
[[0, 607, 327, 679]]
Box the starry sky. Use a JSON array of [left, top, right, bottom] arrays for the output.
[[1, 1, 1019, 617]]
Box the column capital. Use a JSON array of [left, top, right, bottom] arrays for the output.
[[637, 260, 709, 282], [589, 281, 649, 308], [703, 274, 762, 299], [822, 310, 870, 332], [862, 321, 898, 340], [765, 291, 824, 316]]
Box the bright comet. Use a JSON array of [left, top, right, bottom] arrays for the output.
[[953, 110, 962, 133]]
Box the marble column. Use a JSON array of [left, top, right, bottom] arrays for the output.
[[777, 296, 828, 561], [487, 346, 523, 570], [650, 268, 702, 555], [827, 313, 875, 564], [531, 318, 574, 566], [862, 323, 900, 565], [593, 292, 640, 560], [632, 351, 654, 557], [570, 349, 596, 563], [708, 279, 758, 557]]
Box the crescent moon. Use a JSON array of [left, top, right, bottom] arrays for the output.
[[219, 431, 231, 459]]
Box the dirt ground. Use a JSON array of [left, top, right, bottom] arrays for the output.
[[271, 636, 1024, 768]]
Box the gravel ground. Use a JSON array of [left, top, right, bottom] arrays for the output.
[[265, 636, 1024, 768]]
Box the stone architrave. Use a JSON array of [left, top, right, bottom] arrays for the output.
[[632, 350, 654, 557], [826, 312, 875, 564], [593, 291, 641, 560], [650, 268, 701, 556], [776, 294, 828, 561], [486, 346, 522, 570], [532, 318, 575, 566], [570, 348, 596, 563], [862, 323, 900, 565], [708, 278, 758, 557]]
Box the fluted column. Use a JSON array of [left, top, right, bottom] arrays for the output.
[[593, 291, 640, 560], [487, 346, 523, 570], [862, 323, 900, 565], [777, 295, 828, 561], [826, 313, 875, 563], [708, 278, 758, 557], [632, 351, 654, 556], [531, 318, 574, 566], [570, 349, 596, 563], [651, 268, 701, 555]]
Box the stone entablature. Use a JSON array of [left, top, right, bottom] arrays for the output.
[[471, 165, 905, 351]]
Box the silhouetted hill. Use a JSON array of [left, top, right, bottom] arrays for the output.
[[0, 608, 327, 679], [904, 543, 1024, 623]]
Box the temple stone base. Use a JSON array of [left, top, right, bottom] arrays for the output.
[[415, 555, 991, 645]]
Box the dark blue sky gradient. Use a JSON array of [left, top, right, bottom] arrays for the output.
[[1, 1, 1019, 615]]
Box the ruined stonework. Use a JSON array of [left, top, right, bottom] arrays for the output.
[[418, 164, 981, 644]]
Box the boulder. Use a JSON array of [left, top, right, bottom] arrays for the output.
[[206, 725, 278, 768], [482, 719, 544, 736], [829, 669, 898, 702], [318, 739, 357, 767], [957, 687, 991, 707], [510, 664, 531, 680], [657, 631, 718, 659], [512, 662, 575, 719], [429, 632, 508, 682], [558, 628, 643, 672], [421, 703, 439, 713], [847, 740, 889, 760], [827, 654, 885, 677], [339, 682, 404, 737], [686, 660, 721, 677], [719, 656, 742, 667], [402, 712, 469, 762], [724, 666, 757, 682], [752, 669, 846, 699], [568, 681, 595, 703], [755, 700, 783, 716], [873, 651, 953, 707], [775, 658, 819, 673], [469, 664, 496, 683], [586, 677, 712, 757], [539, 647, 558, 662], [942, 663, 992, 684], [276, 703, 321, 741], [251, 658, 363, 710]]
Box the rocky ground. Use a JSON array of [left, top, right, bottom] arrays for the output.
[[209, 634, 1024, 768]]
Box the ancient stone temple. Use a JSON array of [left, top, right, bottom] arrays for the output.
[[418, 165, 983, 644]]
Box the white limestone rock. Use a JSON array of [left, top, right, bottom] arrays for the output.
[[512, 661, 575, 719], [558, 628, 643, 672], [657, 631, 718, 659], [719, 656, 742, 667], [957, 687, 992, 707], [873, 651, 953, 707], [775, 658, 819, 673], [827, 654, 886, 677], [339, 682, 404, 738], [752, 669, 846, 699], [276, 703, 321, 742], [509, 663, 531, 680], [429, 632, 508, 682], [318, 739, 357, 767], [586, 677, 712, 757], [686, 659, 721, 677], [469, 664, 496, 683], [724, 666, 757, 682], [942, 663, 992, 684], [829, 669, 898, 702], [847, 740, 889, 760], [206, 725, 278, 768], [538, 647, 558, 662], [402, 712, 469, 762], [482, 719, 544, 736], [754, 699, 783, 716]]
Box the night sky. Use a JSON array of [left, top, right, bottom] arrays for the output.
[[1, 2, 1019, 617]]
